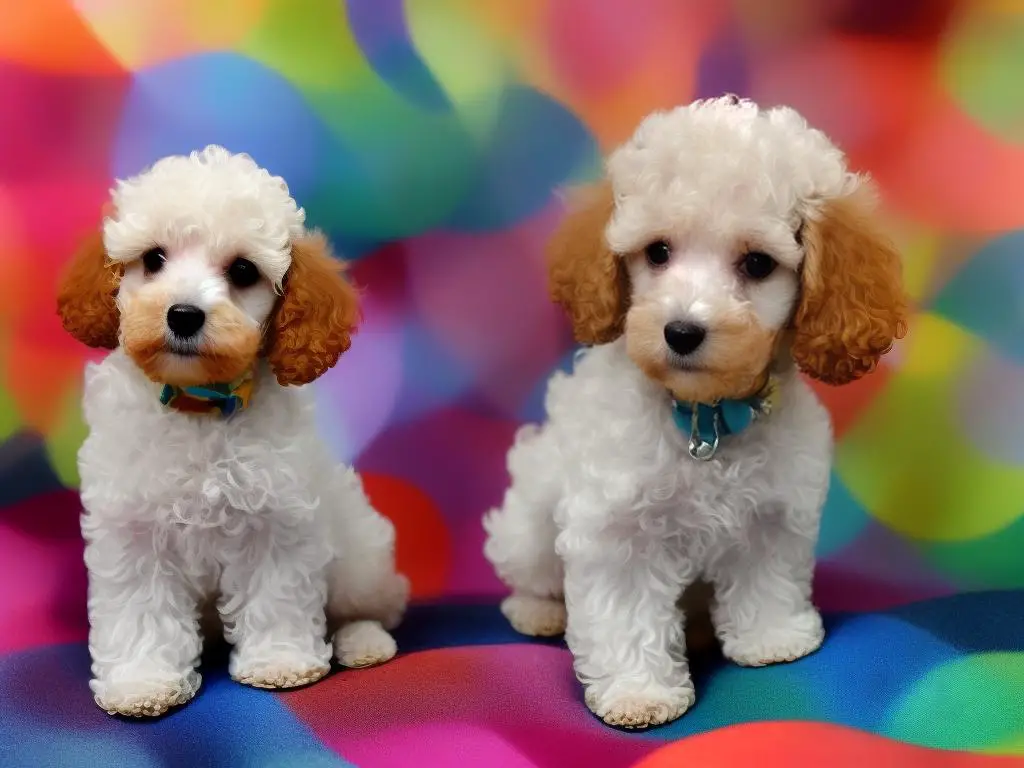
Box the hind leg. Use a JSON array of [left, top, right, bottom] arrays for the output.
[[323, 466, 409, 668], [333, 620, 398, 668], [500, 593, 567, 637], [483, 425, 566, 637]]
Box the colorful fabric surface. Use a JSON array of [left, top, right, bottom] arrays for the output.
[[1, 590, 1023, 767], [3, 1, 1024, 765], [2, 488, 1024, 766]]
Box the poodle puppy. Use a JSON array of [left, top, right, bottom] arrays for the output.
[[484, 97, 908, 729], [57, 146, 409, 717]]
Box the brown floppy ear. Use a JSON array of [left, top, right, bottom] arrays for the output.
[[792, 178, 909, 385], [266, 232, 361, 386], [56, 230, 122, 349], [547, 182, 629, 345]]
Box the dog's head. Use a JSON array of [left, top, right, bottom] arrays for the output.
[[57, 146, 359, 387], [548, 96, 909, 402]]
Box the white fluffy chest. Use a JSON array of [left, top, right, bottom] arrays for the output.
[[547, 347, 833, 553], [619, 421, 818, 543], [77, 353, 322, 523]]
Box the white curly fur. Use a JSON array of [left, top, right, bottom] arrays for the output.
[[104, 145, 303, 287], [484, 98, 856, 729], [77, 146, 408, 717]]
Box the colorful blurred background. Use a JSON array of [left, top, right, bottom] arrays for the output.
[[2, 1, 1023, 766]]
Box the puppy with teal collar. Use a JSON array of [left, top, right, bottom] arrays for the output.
[[483, 97, 908, 729]]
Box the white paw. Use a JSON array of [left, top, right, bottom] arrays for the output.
[[232, 652, 330, 690], [334, 620, 398, 669], [501, 594, 566, 637], [722, 609, 824, 667], [93, 670, 201, 717], [585, 681, 695, 729]]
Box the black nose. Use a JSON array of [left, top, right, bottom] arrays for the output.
[[664, 321, 706, 357], [166, 304, 206, 338]]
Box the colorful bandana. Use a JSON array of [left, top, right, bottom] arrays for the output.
[[159, 371, 254, 417], [672, 378, 780, 461]]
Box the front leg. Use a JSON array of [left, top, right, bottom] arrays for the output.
[[85, 524, 202, 717], [561, 524, 696, 729], [220, 518, 333, 689], [707, 508, 824, 667]]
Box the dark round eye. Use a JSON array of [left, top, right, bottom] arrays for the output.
[[141, 247, 166, 275], [739, 251, 777, 280], [226, 257, 260, 288], [644, 240, 672, 268]]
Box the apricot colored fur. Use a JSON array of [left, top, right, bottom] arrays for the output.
[[267, 234, 361, 386], [547, 183, 628, 345], [56, 230, 122, 350], [792, 187, 909, 385]]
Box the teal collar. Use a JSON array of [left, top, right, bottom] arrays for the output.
[[671, 380, 778, 461]]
